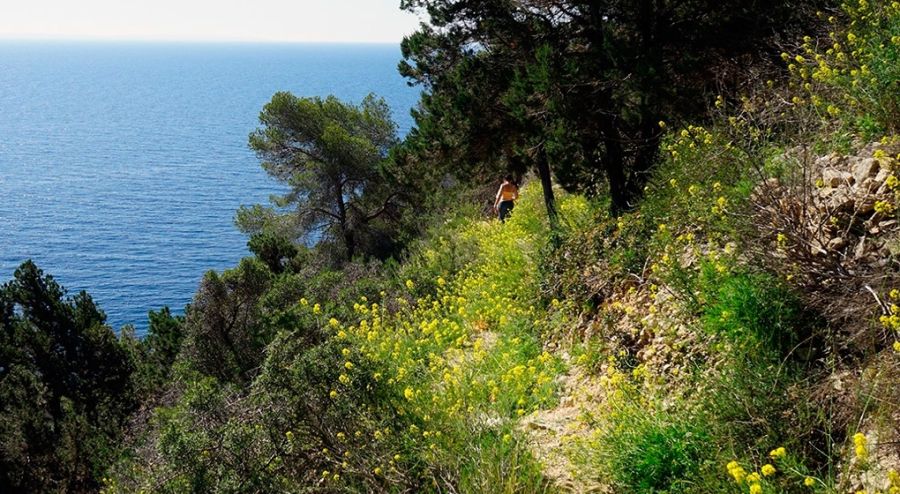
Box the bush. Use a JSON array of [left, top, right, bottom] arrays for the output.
[[786, 0, 900, 136], [0, 261, 136, 493], [180, 258, 273, 384], [571, 366, 710, 494], [247, 232, 299, 274], [703, 271, 810, 354]]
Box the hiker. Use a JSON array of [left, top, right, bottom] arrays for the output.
[[493, 175, 519, 223]]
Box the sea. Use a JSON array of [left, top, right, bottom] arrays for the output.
[[0, 41, 420, 334]]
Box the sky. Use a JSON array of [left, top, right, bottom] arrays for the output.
[[0, 0, 422, 43]]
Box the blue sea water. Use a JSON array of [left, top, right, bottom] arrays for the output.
[[0, 41, 420, 334]]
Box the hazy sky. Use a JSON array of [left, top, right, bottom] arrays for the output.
[[0, 0, 422, 43]]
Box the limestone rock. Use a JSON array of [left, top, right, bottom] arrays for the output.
[[828, 191, 855, 212], [852, 157, 880, 184], [823, 168, 854, 187], [827, 237, 848, 250], [857, 177, 881, 194], [854, 237, 868, 260], [857, 196, 876, 214], [874, 166, 891, 184], [815, 152, 845, 169]]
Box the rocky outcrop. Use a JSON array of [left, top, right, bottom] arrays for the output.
[[752, 142, 900, 281]]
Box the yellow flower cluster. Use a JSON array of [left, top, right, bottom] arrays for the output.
[[664, 125, 715, 161], [874, 200, 896, 215], [854, 432, 868, 461], [728, 460, 747, 483], [879, 292, 900, 352], [786, 0, 900, 127], [888, 469, 900, 494], [725, 446, 833, 491], [292, 184, 566, 479]]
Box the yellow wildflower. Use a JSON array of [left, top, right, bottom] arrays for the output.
[[854, 432, 868, 460], [727, 461, 746, 483]]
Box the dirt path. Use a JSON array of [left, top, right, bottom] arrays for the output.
[[520, 352, 609, 493]]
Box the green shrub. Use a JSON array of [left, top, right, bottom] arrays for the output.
[[703, 271, 808, 354], [786, 0, 900, 136], [571, 377, 711, 494]]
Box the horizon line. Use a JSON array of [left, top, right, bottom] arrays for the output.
[[0, 35, 407, 45]]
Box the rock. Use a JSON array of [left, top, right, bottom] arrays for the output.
[[859, 141, 882, 157], [810, 239, 827, 255], [816, 152, 844, 168], [828, 192, 855, 212], [525, 420, 551, 431], [823, 168, 854, 187], [827, 237, 848, 250], [852, 157, 880, 184], [819, 187, 836, 198], [858, 196, 877, 214], [857, 178, 881, 194], [854, 237, 868, 260], [875, 166, 891, 184]]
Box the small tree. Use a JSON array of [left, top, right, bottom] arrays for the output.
[[243, 93, 401, 261], [181, 258, 272, 385], [0, 261, 136, 492]]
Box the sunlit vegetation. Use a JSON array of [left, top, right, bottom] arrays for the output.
[[3, 1, 900, 492]]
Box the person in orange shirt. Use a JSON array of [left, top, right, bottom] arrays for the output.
[[493, 175, 519, 223]]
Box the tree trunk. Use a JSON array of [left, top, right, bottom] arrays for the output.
[[628, 118, 663, 199], [535, 145, 559, 231], [344, 230, 356, 261], [595, 114, 630, 216], [333, 178, 354, 261]]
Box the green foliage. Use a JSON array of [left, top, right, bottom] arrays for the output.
[[127, 306, 186, 396], [452, 428, 548, 494], [243, 92, 406, 261], [612, 421, 710, 493], [400, 0, 825, 212], [570, 372, 711, 494], [785, 0, 900, 136], [180, 258, 273, 384], [0, 261, 136, 493], [106, 319, 407, 492], [703, 272, 808, 353], [247, 232, 299, 274]]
